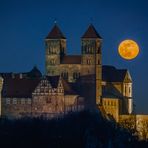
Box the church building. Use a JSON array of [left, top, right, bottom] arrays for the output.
[[0, 24, 133, 121]]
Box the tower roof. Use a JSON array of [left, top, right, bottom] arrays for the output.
[[46, 24, 66, 39], [82, 24, 102, 39]]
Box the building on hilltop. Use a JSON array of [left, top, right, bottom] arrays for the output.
[[0, 24, 134, 121], [45, 24, 102, 106]]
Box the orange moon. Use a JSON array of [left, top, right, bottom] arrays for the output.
[[118, 40, 140, 60]]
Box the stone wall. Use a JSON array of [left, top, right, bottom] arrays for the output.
[[2, 97, 32, 118], [102, 98, 120, 122]]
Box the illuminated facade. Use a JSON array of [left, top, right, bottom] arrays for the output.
[[0, 24, 133, 120]]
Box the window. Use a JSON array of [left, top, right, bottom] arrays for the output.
[[46, 97, 51, 103], [87, 59, 91, 65], [73, 72, 80, 79], [98, 59, 100, 65], [48, 48, 51, 54], [6, 98, 10, 105], [104, 101, 106, 106], [90, 47, 94, 54], [111, 101, 114, 106], [129, 87, 131, 93], [58, 89, 63, 93], [21, 99, 25, 105], [97, 48, 101, 54], [28, 99, 31, 104], [61, 72, 68, 79], [13, 98, 17, 104], [108, 101, 110, 106]]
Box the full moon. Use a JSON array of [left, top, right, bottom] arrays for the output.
[[118, 40, 140, 60]]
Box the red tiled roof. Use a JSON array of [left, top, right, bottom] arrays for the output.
[[82, 24, 102, 39], [46, 24, 66, 39], [1, 76, 77, 98], [2, 78, 41, 98], [61, 55, 81, 64]]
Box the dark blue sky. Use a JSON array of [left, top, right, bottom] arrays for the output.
[[0, 0, 148, 113]]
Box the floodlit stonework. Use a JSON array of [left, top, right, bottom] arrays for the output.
[[0, 24, 133, 119], [0, 23, 147, 139]]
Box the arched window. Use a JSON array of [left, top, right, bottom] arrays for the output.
[[46, 97, 51, 103], [108, 101, 110, 106], [87, 59, 91, 65], [97, 48, 101, 54], [73, 72, 80, 79], [61, 72, 68, 79], [90, 47, 94, 54], [129, 87, 131, 93], [50, 59, 56, 65], [98, 59, 100, 65]]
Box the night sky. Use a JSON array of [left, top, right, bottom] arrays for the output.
[[0, 0, 148, 113]]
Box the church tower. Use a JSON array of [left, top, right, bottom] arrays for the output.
[[45, 24, 66, 76], [123, 71, 133, 114], [81, 24, 102, 105]]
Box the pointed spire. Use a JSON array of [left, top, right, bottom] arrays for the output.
[[82, 24, 102, 39], [46, 24, 66, 39]]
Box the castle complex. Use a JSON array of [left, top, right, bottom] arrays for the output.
[[0, 24, 148, 139]]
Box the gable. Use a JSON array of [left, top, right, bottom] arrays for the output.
[[33, 78, 52, 94]]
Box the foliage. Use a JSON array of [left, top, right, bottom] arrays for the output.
[[0, 110, 147, 148]]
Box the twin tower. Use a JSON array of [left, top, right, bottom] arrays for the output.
[[45, 24, 102, 105]]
